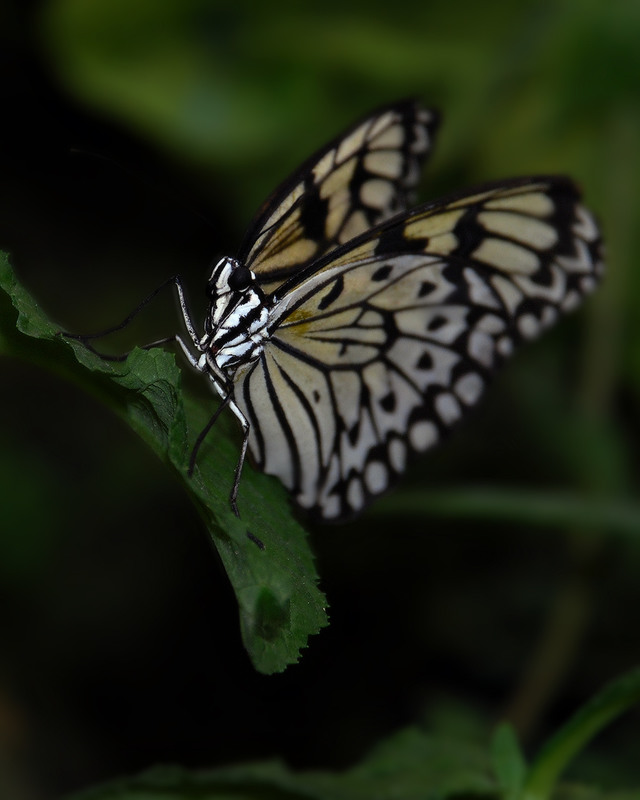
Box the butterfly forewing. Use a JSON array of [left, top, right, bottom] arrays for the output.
[[233, 177, 603, 520], [237, 100, 439, 294]]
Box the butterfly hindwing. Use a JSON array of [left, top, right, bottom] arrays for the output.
[[233, 177, 603, 520], [237, 100, 439, 294]]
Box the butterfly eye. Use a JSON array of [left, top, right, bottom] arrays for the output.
[[228, 266, 253, 292]]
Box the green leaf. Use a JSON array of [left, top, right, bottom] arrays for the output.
[[0, 253, 327, 673], [65, 727, 499, 800], [341, 726, 497, 799], [521, 667, 640, 800], [491, 723, 527, 800]]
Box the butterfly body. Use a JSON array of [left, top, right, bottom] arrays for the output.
[[170, 102, 603, 521], [203, 256, 271, 372]]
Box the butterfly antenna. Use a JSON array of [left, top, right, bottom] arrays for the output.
[[59, 275, 181, 345]]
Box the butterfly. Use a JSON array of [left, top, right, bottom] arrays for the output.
[[89, 100, 604, 521]]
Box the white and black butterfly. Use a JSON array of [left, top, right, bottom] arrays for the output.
[[85, 101, 605, 521]]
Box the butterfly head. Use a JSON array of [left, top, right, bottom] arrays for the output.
[[204, 257, 270, 370], [205, 257, 262, 329], [207, 257, 256, 300]]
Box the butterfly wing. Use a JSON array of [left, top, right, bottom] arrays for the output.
[[237, 100, 439, 294], [232, 177, 603, 521]]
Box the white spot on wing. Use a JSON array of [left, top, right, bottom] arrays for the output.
[[360, 178, 394, 210], [513, 265, 567, 304], [468, 330, 495, 368], [556, 239, 595, 274], [473, 238, 540, 275], [518, 313, 541, 339], [321, 496, 341, 519], [319, 157, 357, 199], [347, 477, 365, 511], [541, 305, 558, 327], [313, 149, 336, 183], [365, 461, 388, 494], [338, 210, 370, 243], [335, 124, 368, 164], [454, 373, 484, 405], [464, 267, 500, 309], [409, 420, 439, 452], [389, 438, 407, 472], [364, 150, 403, 179], [484, 191, 554, 217], [435, 392, 462, 425], [573, 205, 600, 241], [497, 336, 514, 356], [477, 313, 507, 334], [367, 111, 397, 140], [491, 275, 524, 314], [359, 309, 385, 327], [369, 123, 404, 150], [478, 211, 558, 249], [561, 290, 581, 311], [410, 123, 429, 154]]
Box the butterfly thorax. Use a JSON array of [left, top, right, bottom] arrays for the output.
[[203, 257, 271, 373]]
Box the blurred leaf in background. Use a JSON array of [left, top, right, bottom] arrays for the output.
[[0, 0, 639, 798]]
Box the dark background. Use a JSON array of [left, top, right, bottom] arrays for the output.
[[1, 1, 639, 797]]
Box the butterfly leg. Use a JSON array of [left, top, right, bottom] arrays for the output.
[[227, 399, 250, 518], [172, 274, 201, 350], [172, 333, 205, 371], [137, 275, 203, 357], [198, 372, 249, 517]]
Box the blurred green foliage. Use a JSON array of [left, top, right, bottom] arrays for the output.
[[0, 0, 639, 797], [58, 669, 640, 800]]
